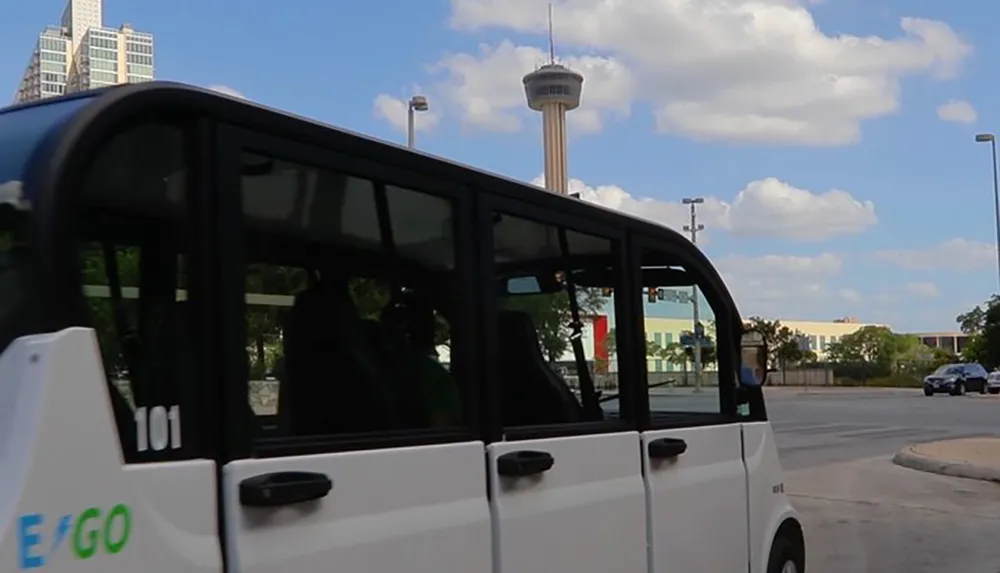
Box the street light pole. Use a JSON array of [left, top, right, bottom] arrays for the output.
[[407, 95, 429, 149], [683, 197, 706, 392], [976, 133, 1000, 291]]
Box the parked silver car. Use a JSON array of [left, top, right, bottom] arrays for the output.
[[986, 370, 1000, 394]]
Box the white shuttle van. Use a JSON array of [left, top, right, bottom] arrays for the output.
[[0, 82, 804, 573]]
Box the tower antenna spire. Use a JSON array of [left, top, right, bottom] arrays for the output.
[[548, 3, 555, 64]]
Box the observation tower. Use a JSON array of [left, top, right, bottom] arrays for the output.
[[522, 6, 583, 195]]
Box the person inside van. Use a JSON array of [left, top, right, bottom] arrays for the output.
[[381, 292, 462, 428]]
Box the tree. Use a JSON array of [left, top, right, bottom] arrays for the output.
[[962, 334, 987, 364], [824, 325, 921, 380], [956, 295, 1000, 334], [774, 333, 815, 367], [825, 325, 898, 363], [645, 338, 664, 358], [742, 317, 812, 370], [981, 302, 1000, 370], [956, 294, 1000, 366], [501, 287, 606, 363], [659, 341, 689, 369]]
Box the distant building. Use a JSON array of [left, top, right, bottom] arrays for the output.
[[13, 0, 154, 104], [910, 332, 970, 356]]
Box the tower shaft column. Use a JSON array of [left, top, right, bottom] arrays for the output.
[[541, 103, 569, 195]]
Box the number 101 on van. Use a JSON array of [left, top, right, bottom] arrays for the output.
[[134, 405, 181, 452]]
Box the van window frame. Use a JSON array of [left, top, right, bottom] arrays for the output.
[[216, 125, 482, 459], [477, 192, 641, 442], [630, 232, 741, 428], [35, 106, 222, 463]]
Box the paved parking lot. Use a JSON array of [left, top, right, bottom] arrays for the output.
[[767, 389, 1000, 573]]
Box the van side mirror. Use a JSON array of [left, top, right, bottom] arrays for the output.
[[740, 330, 769, 386]]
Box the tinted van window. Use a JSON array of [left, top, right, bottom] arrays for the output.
[[0, 99, 92, 351]]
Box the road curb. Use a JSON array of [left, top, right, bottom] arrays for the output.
[[892, 445, 1000, 483]]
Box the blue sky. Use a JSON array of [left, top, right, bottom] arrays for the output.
[[3, 0, 998, 332]]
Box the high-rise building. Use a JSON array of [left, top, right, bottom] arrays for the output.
[[13, 0, 154, 104]]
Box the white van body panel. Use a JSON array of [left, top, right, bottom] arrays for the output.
[[0, 329, 802, 573], [487, 432, 647, 573], [642, 423, 749, 573], [222, 442, 492, 573], [0, 329, 221, 573], [742, 421, 801, 573]]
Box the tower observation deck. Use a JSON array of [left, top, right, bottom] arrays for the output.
[[522, 7, 583, 196]]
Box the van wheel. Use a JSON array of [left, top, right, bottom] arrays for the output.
[[768, 535, 805, 573]]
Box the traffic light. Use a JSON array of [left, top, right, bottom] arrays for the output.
[[647, 287, 657, 303], [601, 287, 614, 297]]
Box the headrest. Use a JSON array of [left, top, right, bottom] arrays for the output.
[[496, 310, 538, 340], [290, 283, 358, 323]]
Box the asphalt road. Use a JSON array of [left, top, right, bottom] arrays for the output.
[[764, 388, 1000, 573]]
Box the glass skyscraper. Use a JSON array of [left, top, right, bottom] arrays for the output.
[[14, 0, 154, 104]]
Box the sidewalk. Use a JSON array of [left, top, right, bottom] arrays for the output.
[[892, 437, 1000, 483], [764, 386, 922, 397]]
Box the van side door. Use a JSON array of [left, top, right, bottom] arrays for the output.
[[631, 239, 750, 573], [481, 199, 647, 573], [215, 132, 492, 573]]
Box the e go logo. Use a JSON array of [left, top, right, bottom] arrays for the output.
[[17, 504, 132, 569]]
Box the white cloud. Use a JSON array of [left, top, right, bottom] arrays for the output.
[[530, 173, 876, 317], [936, 99, 977, 124], [838, 288, 862, 303], [873, 238, 996, 271], [433, 43, 633, 133], [715, 252, 847, 317], [906, 281, 941, 298], [727, 178, 877, 240], [373, 93, 443, 135], [437, 1, 971, 143], [207, 85, 246, 99], [535, 175, 876, 241]]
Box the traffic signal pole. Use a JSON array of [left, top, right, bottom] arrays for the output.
[[683, 199, 705, 392]]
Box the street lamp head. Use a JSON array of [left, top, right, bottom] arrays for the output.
[[976, 133, 995, 143], [409, 95, 429, 112], [682, 197, 705, 205]]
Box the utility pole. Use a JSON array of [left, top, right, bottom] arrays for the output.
[[683, 197, 705, 392], [975, 133, 1000, 291]]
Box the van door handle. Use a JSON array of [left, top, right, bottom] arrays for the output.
[[239, 471, 333, 507], [497, 450, 554, 477], [648, 437, 687, 459]]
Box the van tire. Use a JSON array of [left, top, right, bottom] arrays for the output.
[[767, 534, 805, 573]]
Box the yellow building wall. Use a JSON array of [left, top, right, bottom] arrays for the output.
[[779, 320, 882, 359], [642, 317, 706, 373], [638, 317, 882, 365]]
